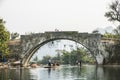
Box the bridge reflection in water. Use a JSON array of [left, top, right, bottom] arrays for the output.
[[0, 65, 120, 80]]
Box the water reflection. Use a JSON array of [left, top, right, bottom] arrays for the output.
[[102, 66, 120, 80], [47, 68, 51, 74], [1, 65, 120, 80], [29, 68, 40, 80], [0, 69, 9, 80]]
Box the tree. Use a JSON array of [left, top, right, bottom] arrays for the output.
[[40, 55, 51, 64], [0, 18, 10, 60], [61, 48, 95, 65], [105, 0, 120, 22], [33, 56, 38, 62], [104, 1, 120, 64], [104, 0, 120, 38]]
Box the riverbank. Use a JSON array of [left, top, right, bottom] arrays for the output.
[[0, 62, 11, 69]]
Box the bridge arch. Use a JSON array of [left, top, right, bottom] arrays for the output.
[[20, 31, 106, 67], [22, 38, 96, 66]]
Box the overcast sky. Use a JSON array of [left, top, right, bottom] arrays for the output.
[[0, 0, 115, 34]]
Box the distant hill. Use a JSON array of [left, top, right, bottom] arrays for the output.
[[95, 26, 114, 34]]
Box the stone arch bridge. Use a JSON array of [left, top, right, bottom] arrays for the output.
[[20, 31, 108, 67]]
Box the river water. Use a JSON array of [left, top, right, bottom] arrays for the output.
[[0, 65, 120, 80]]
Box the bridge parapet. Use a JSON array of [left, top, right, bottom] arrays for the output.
[[44, 31, 78, 39]]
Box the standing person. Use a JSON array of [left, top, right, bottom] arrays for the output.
[[48, 59, 51, 67], [79, 60, 82, 67], [3, 57, 6, 64], [76, 60, 82, 67], [7, 60, 11, 68], [76, 60, 78, 65]]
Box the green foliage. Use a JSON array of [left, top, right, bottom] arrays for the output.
[[61, 51, 71, 64], [40, 55, 51, 64], [0, 19, 10, 58], [102, 32, 115, 38], [33, 56, 38, 62], [38, 47, 95, 65], [56, 48, 95, 65]]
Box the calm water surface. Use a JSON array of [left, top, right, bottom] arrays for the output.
[[0, 65, 120, 80]]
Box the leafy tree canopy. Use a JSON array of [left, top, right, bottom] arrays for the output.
[[0, 18, 10, 57], [105, 0, 120, 38], [105, 0, 120, 22]]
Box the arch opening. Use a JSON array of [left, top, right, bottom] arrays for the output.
[[22, 38, 96, 67]]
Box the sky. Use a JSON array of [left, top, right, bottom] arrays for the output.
[[0, 0, 115, 35]]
